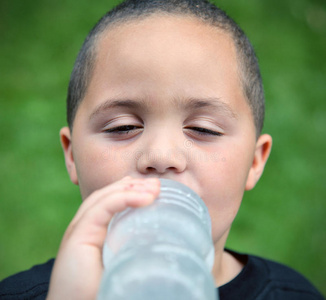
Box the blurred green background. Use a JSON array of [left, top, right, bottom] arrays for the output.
[[0, 0, 325, 296]]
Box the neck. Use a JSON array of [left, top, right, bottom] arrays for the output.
[[211, 234, 245, 287]]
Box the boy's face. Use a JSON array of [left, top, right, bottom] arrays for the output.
[[61, 15, 271, 247]]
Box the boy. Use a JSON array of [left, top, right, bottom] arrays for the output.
[[0, 0, 324, 299]]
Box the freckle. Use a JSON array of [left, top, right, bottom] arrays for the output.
[[125, 183, 134, 190]]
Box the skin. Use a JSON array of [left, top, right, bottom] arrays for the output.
[[48, 15, 272, 299]]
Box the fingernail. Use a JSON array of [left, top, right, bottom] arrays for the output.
[[145, 178, 159, 184]]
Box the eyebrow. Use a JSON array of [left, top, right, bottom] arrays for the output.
[[184, 97, 237, 119], [89, 97, 237, 120], [89, 99, 147, 121]]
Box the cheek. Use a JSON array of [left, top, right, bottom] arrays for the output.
[[202, 175, 243, 244], [216, 138, 254, 197], [202, 174, 243, 243], [74, 142, 132, 199], [198, 147, 250, 203], [195, 142, 254, 242]]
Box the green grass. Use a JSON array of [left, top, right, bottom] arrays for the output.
[[0, 0, 325, 296]]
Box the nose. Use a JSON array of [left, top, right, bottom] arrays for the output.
[[136, 132, 187, 175]]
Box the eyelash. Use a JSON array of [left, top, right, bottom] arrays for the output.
[[189, 127, 223, 136], [104, 125, 222, 136], [104, 125, 141, 135]]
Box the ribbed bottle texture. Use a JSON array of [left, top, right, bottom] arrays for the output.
[[97, 179, 218, 300]]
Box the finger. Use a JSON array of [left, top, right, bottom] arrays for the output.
[[48, 178, 160, 300], [64, 189, 159, 248], [72, 177, 160, 223]]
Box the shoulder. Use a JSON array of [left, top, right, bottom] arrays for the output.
[[251, 254, 324, 299], [219, 250, 324, 300], [0, 259, 54, 300]]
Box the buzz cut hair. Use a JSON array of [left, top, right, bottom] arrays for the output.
[[67, 0, 265, 137]]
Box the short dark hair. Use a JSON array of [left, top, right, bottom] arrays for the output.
[[67, 0, 265, 136]]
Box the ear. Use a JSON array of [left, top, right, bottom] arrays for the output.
[[60, 127, 79, 185], [245, 134, 272, 190]]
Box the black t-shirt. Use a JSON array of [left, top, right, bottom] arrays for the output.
[[0, 250, 324, 299]]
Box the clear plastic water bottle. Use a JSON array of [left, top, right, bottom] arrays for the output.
[[97, 179, 218, 300]]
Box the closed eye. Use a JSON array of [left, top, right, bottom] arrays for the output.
[[104, 125, 142, 135], [104, 125, 222, 137], [189, 127, 223, 136]]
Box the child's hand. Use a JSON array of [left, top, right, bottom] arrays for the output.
[[46, 176, 160, 300]]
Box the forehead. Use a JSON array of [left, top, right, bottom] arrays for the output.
[[88, 15, 240, 93], [97, 15, 237, 69], [76, 14, 252, 125]]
